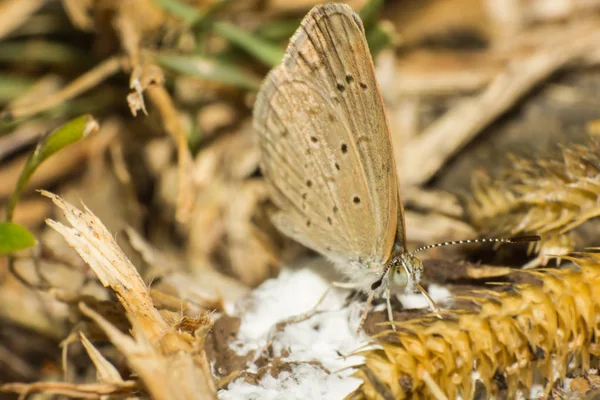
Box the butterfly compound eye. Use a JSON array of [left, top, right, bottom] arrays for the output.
[[390, 267, 408, 287]]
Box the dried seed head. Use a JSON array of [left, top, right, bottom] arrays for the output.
[[465, 139, 600, 268], [351, 252, 600, 398]]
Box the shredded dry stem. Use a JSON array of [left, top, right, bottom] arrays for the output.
[[1, 192, 218, 400], [351, 253, 600, 399], [466, 138, 600, 267]]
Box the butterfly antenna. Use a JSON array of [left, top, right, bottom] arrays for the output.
[[370, 260, 396, 291], [410, 235, 541, 255], [370, 236, 540, 291]]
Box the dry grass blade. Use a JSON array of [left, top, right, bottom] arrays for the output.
[[351, 253, 600, 399], [61, 0, 94, 31], [147, 85, 195, 224], [0, 0, 46, 40]]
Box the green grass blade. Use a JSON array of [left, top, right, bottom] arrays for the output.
[[0, 75, 35, 104], [155, 53, 262, 90], [0, 222, 36, 254], [151, 0, 232, 26], [151, 0, 204, 25], [5, 114, 99, 221], [256, 18, 302, 42], [212, 22, 284, 67]]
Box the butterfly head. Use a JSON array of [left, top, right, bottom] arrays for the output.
[[371, 251, 423, 293], [392, 252, 423, 292]]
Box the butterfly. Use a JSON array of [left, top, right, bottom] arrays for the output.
[[254, 3, 539, 329]]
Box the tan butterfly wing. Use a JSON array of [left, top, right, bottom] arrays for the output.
[[254, 3, 405, 278]]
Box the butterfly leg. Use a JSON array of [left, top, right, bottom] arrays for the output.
[[281, 288, 330, 325], [263, 288, 330, 351], [356, 291, 374, 333], [416, 283, 442, 318], [385, 284, 397, 332], [332, 281, 362, 289]]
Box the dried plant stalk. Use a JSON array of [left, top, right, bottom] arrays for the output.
[[350, 253, 600, 399], [465, 139, 600, 267]]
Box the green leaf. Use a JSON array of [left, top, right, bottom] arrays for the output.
[[359, 0, 385, 28], [366, 22, 395, 57], [155, 53, 262, 90], [5, 114, 98, 221], [0, 222, 36, 254], [212, 22, 284, 67]]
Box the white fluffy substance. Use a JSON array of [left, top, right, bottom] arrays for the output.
[[219, 264, 452, 400], [220, 267, 366, 399], [220, 363, 361, 400]]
